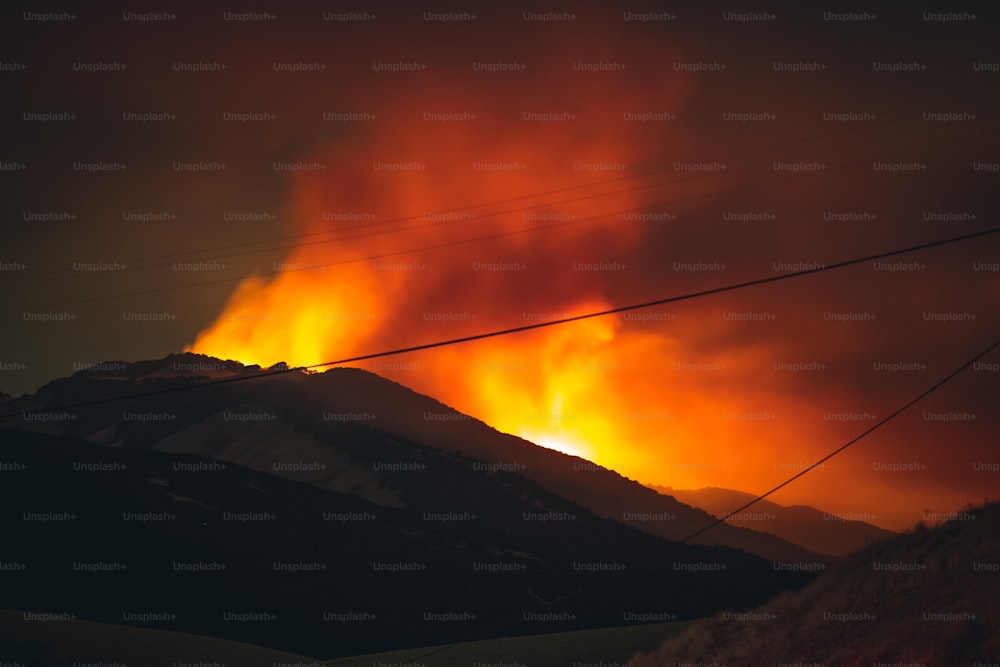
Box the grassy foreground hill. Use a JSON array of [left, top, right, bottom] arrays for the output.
[[0, 610, 318, 667], [629, 500, 1000, 665], [324, 620, 690, 666], [0, 611, 687, 667]]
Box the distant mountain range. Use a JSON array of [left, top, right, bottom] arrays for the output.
[[629, 500, 1000, 665], [649, 486, 896, 557], [0, 353, 827, 659]]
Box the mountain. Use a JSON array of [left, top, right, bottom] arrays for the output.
[[9, 353, 827, 566], [0, 414, 814, 658], [629, 501, 1000, 665], [0, 428, 810, 659], [651, 485, 896, 557]]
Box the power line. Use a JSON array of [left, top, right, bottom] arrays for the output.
[[3, 228, 996, 662], [402, 331, 1000, 665], [679, 335, 1000, 543], [297, 229, 998, 368], [3, 226, 995, 420]]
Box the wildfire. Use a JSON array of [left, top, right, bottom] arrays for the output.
[[184, 18, 823, 500], [185, 22, 705, 481]]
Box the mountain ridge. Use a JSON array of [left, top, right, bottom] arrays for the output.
[[10, 352, 829, 565], [650, 485, 897, 556]]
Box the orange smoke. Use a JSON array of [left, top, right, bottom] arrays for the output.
[[185, 25, 859, 507], [187, 28, 702, 467]]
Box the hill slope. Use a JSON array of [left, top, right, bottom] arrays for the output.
[[629, 501, 1000, 665], [0, 428, 812, 659], [0, 610, 318, 667], [11, 353, 826, 565]]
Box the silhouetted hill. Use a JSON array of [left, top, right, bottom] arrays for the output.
[[629, 501, 1000, 665], [11, 353, 826, 565], [0, 428, 813, 660], [652, 485, 896, 556]]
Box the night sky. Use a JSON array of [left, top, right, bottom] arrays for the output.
[[2, 0, 999, 529]]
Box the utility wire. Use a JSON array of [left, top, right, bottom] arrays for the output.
[[679, 336, 1000, 543], [3, 226, 995, 419], [3, 228, 997, 664], [401, 331, 1000, 665]]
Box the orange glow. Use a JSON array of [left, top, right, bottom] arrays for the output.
[[182, 59, 800, 498], [186, 45, 700, 485], [188, 264, 387, 370], [183, 36, 989, 533], [440, 309, 622, 464]]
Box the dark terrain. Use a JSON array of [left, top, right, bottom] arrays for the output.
[[0, 355, 823, 659]]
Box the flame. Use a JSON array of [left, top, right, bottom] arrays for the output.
[[188, 263, 387, 369], [165, 7, 994, 533], [186, 23, 705, 486], [183, 24, 820, 495], [446, 308, 622, 462]]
